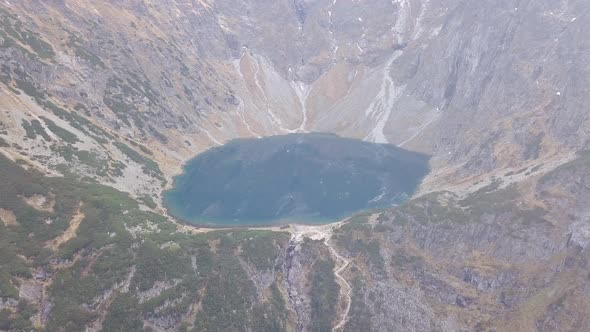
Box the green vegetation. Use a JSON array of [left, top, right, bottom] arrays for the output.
[[0, 14, 165, 187], [67, 34, 106, 68], [252, 283, 288, 332], [0, 68, 10, 85], [391, 249, 424, 270], [73, 103, 88, 114], [40, 116, 80, 144], [192, 253, 257, 331], [0, 241, 30, 298], [103, 74, 159, 128], [394, 192, 470, 225], [11, 71, 114, 147], [14, 77, 44, 100], [102, 294, 143, 331], [138, 195, 157, 209], [114, 141, 164, 180], [53, 144, 111, 177], [31, 119, 52, 141], [309, 259, 339, 331], [138, 144, 153, 155], [21, 118, 52, 141], [523, 133, 544, 160], [127, 139, 154, 156], [0, 30, 35, 59], [148, 125, 169, 144], [344, 277, 373, 332], [530, 163, 543, 173], [42, 100, 113, 144], [0, 300, 37, 331], [333, 223, 385, 272], [0, 153, 290, 331], [109, 160, 127, 177], [21, 119, 37, 139], [541, 150, 590, 183], [387, 183, 547, 227], [0, 9, 55, 59], [239, 232, 283, 270], [384, 182, 549, 228], [134, 239, 193, 292], [460, 185, 520, 215]]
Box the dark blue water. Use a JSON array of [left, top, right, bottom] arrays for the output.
[[164, 133, 430, 226]]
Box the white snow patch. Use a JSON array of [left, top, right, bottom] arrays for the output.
[[236, 97, 259, 137], [364, 52, 405, 144], [430, 25, 443, 38], [290, 81, 312, 132], [412, 0, 430, 40], [198, 125, 222, 146], [369, 188, 387, 203], [392, 0, 410, 43], [251, 56, 293, 133], [231, 57, 261, 137]]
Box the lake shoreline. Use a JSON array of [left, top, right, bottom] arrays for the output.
[[164, 133, 430, 227]]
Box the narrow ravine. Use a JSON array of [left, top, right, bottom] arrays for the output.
[[285, 236, 305, 332], [284, 223, 353, 332]]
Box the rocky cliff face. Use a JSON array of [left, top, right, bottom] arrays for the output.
[[1, 0, 589, 331], [329, 152, 590, 331], [1, 0, 588, 197], [2, 149, 588, 331]]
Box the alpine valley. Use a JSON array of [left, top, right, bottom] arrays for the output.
[[0, 0, 589, 331]]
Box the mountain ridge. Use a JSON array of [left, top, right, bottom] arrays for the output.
[[2, 0, 587, 202], [0, 0, 589, 331]]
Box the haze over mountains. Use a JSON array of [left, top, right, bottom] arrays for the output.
[[0, 0, 589, 331]]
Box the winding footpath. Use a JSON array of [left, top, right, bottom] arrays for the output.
[[288, 223, 353, 331], [325, 237, 352, 332]]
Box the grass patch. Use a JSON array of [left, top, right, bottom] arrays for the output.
[[114, 141, 164, 180], [21, 118, 51, 141], [138, 195, 157, 209], [540, 151, 590, 183], [0, 153, 290, 331], [67, 35, 105, 69], [309, 259, 339, 331], [40, 116, 80, 144], [0, 10, 55, 59]]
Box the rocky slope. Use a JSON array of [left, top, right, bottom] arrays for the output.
[[1, 140, 589, 331], [333, 152, 590, 331], [1, 0, 588, 198]]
